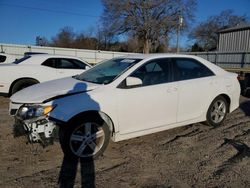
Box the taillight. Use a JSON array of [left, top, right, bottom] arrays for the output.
[[237, 75, 244, 81]]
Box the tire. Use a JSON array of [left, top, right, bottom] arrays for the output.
[[206, 96, 228, 127], [59, 115, 110, 160], [11, 79, 39, 95]]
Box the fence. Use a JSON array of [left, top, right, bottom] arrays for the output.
[[187, 51, 250, 70], [1, 43, 250, 70], [0, 43, 136, 64]]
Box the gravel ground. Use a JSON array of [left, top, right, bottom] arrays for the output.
[[0, 96, 250, 188]]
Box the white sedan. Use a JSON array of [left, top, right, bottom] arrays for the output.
[[9, 54, 240, 159], [0, 54, 91, 96]]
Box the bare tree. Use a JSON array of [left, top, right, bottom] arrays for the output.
[[51, 27, 76, 48], [73, 34, 98, 50], [101, 0, 196, 53], [189, 10, 248, 51], [95, 26, 118, 50], [35, 36, 49, 46]]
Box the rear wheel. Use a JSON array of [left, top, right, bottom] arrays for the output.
[[206, 96, 228, 126], [11, 79, 39, 95], [59, 115, 110, 159]]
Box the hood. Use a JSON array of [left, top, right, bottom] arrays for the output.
[[11, 77, 101, 104]]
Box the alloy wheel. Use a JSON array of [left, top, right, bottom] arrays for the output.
[[69, 122, 105, 158], [210, 99, 226, 124]]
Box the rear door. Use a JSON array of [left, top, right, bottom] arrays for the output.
[[40, 58, 58, 81], [172, 58, 216, 122]]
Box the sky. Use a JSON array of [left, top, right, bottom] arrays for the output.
[[0, 0, 250, 49]]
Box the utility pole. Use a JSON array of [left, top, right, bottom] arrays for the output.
[[176, 13, 183, 53]]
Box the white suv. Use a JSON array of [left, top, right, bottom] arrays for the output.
[[9, 54, 240, 159]]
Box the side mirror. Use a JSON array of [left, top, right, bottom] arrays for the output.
[[126, 76, 142, 87]]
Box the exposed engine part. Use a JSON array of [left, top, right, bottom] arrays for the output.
[[14, 117, 58, 147]]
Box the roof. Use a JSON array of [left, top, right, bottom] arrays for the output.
[[218, 24, 250, 33], [26, 54, 81, 59], [122, 53, 199, 60], [18, 54, 88, 65]]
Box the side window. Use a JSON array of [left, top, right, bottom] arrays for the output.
[[42, 58, 57, 68], [56, 58, 86, 69], [129, 59, 171, 87], [145, 62, 162, 72], [72, 59, 86, 69], [173, 58, 214, 81], [57, 58, 76, 69]]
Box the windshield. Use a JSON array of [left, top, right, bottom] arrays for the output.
[[13, 56, 31, 64], [75, 58, 142, 84]]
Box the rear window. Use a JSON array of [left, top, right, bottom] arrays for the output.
[[13, 56, 31, 64], [42, 58, 57, 68], [173, 58, 214, 81]]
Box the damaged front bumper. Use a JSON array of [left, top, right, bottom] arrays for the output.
[[10, 102, 60, 147], [14, 116, 58, 147]]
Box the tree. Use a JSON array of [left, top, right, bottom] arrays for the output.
[[189, 10, 248, 51], [51, 27, 76, 48], [190, 42, 204, 52], [35, 36, 49, 46], [73, 34, 98, 50], [95, 26, 117, 50], [101, 0, 196, 53]]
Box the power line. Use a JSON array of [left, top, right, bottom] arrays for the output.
[[0, 3, 99, 18]]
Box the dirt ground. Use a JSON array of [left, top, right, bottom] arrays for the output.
[[0, 96, 250, 188]]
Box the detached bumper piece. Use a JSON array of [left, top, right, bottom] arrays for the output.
[[14, 117, 58, 147]]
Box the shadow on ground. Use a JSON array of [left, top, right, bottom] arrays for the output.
[[58, 156, 95, 188], [240, 100, 250, 116]]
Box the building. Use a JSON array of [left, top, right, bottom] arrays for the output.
[[218, 24, 250, 52]]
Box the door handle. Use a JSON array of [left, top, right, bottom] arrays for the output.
[[167, 87, 178, 93]]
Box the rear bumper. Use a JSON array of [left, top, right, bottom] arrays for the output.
[[229, 81, 241, 113]]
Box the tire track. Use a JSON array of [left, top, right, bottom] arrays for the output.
[[160, 128, 201, 146]]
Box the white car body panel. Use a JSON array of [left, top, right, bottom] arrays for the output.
[[116, 82, 178, 134], [0, 54, 90, 95], [10, 54, 240, 143], [10, 77, 100, 104], [177, 77, 214, 122]]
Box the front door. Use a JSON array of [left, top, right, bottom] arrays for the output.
[[116, 58, 178, 135]]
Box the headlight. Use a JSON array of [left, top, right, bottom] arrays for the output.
[[18, 105, 56, 120]]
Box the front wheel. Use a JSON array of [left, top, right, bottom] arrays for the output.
[[59, 116, 110, 159], [206, 96, 228, 127]]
